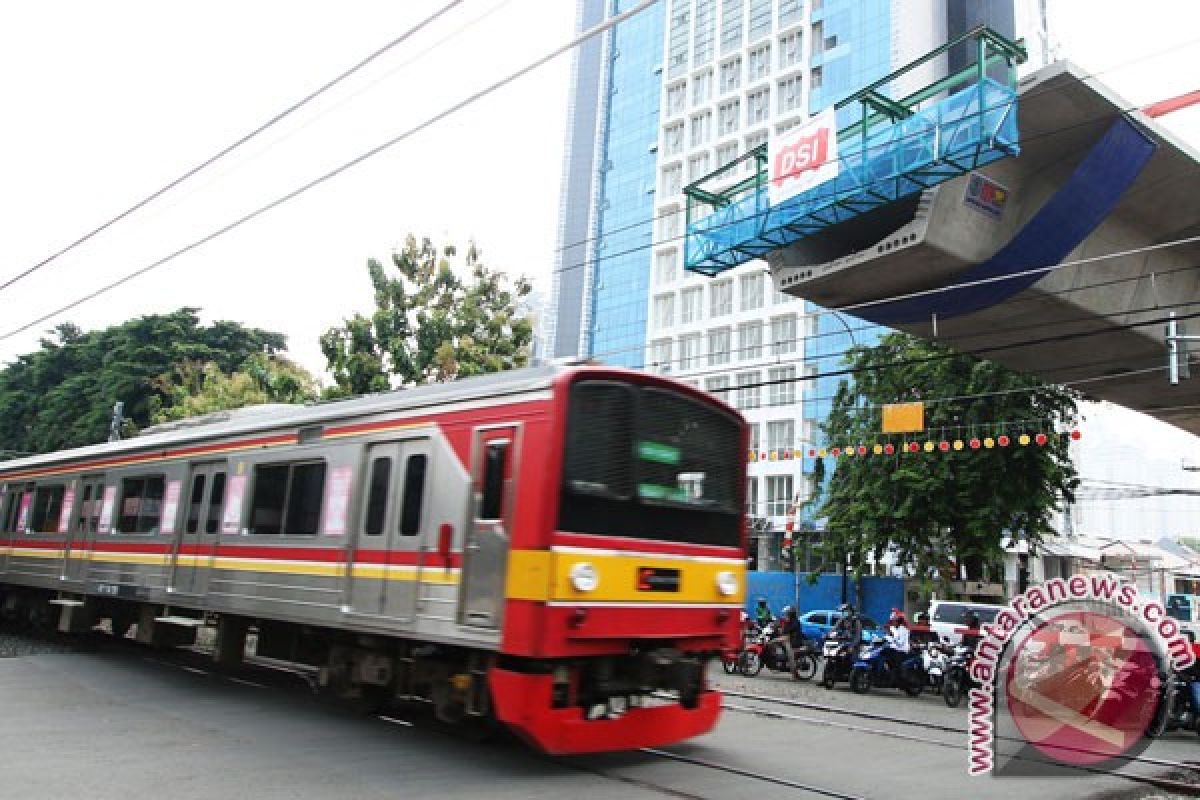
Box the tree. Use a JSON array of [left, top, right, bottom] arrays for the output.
[[321, 235, 533, 396], [809, 332, 1080, 584], [0, 309, 291, 454], [150, 353, 320, 423]]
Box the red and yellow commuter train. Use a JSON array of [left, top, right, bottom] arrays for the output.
[[0, 364, 746, 753]]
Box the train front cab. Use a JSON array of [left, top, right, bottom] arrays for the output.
[[489, 370, 746, 754]]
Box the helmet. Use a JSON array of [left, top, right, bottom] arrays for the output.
[[756, 597, 768, 605], [838, 603, 852, 613], [781, 605, 794, 615]]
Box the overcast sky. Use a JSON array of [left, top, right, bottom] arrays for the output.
[[1, 0, 1198, 380]]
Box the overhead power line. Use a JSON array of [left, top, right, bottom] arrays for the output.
[[0, 0, 659, 343], [0, 0, 467, 295]]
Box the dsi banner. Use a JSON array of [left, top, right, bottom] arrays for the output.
[[768, 109, 839, 206]]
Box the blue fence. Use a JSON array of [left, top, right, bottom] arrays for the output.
[[746, 571, 905, 625]]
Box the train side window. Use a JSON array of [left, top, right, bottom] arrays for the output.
[[480, 442, 508, 521], [250, 461, 325, 535], [85, 481, 106, 532], [1, 489, 21, 531], [118, 475, 166, 533], [30, 484, 66, 533], [186, 474, 207, 534], [205, 472, 226, 534], [75, 485, 93, 533], [399, 454, 427, 536], [364, 457, 392, 536]]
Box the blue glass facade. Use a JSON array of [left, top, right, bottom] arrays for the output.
[[585, 0, 665, 367], [808, 0, 891, 124]]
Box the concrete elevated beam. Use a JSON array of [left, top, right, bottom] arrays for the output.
[[768, 62, 1200, 436]]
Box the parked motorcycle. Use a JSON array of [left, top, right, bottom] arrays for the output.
[[739, 622, 815, 680], [922, 643, 949, 695], [1159, 664, 1200, 736], [848, 637, 924, 696], [943, 643, 978, 708]]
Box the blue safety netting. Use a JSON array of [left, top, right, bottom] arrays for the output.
[[684, 79, 1021, 275]]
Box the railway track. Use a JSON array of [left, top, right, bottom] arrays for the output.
[[719, 687, 1200, 796]]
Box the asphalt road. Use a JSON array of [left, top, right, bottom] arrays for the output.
[[0, 640, 1197, 800]]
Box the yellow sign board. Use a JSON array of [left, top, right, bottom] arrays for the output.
[[882, 402, 925, 433]]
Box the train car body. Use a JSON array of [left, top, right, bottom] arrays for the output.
[[0, 365, 746, 753]]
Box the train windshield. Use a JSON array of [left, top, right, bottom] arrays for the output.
[[559, 380, 742, 547]]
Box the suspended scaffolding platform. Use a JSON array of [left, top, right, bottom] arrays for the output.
[[683, 27, 1027, 276]]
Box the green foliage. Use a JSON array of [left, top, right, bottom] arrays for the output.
[[150, 353, 319, 423], [0, 309, 290, 453], [321, 235, 533, 396], [813, 332, 1080, 582]]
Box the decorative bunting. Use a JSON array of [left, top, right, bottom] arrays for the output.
[[759, 430, 1082, 462]]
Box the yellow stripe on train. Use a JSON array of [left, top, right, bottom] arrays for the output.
[[506, 548, 745, 604]]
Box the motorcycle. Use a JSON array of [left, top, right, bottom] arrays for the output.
[[848, 637, 924, 696], [1159, 665, 1200, 736], [739, 622, 816, 680], [943, 643, 979, 708], [820, 633, 859, 689], [722, 620, 761, 674], [922, 643, 949, 695]]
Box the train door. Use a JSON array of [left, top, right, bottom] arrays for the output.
[[458, 425, 520, 628], [169, 463, 226, 597], [63, 475, 105, 583], [349, 440, 431, 622]]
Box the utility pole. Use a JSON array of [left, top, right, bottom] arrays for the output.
[[107, 401, 125, 442], [1166, 313, 1197, 385]]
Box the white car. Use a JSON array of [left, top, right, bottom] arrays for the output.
[[928, 600, 1004, 645]]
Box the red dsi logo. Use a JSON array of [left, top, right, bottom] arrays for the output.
[[772, 128, 831, 188]]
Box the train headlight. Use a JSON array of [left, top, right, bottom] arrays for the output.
[[715, 570, 739, 597], [569, 562, 599, 592]]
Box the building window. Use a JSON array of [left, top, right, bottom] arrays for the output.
[[668, 1, 691, 77], [690, 110, 712, 147], [662, 163, 683, 196], [720, 0, 743, 54], [740, 272, 764, 310], [650, 338, 673, 373], [747, 88, 770, 125], [705, 374, 730, 393], [707, 326, 731, 365], [778, 76, 802, 113], [773, 286, 795, 304], [687, 151, 712, 181], [766, 475, 794, 517], [710, 279, 733, 316], [748, 0, 771, 42], [811, 65, 823, 90], [767, 419, 795, 450], [738, 320, 764, 359], [748, 43, 771, 82], [659, 207, 683, 240], [249, 461, 325, 536], [655, 249, 678, 285], [768, 366, 797, 406], [778, 0, 802, 28], [663, 121, 684, 156], [653, 292, 676, 329], [117, 475, 166, 534], [745, 477, 759, 516], [811, 21, 824, 54], [771, 314, 798, 354], [736, 371, 761, 410], [748, 422, 761, 450], [744, 129, 768, 172], [680, 333, 703, 370], [667, 81, 687, 115], [717, 99, 741, 137], [694, 0, 716, 66], [780, 31, 802, 69], [716, 140, 739, 168], [681, 286, 703, 324], [692, 69, 713, 106], [719, 56, 742, 94]]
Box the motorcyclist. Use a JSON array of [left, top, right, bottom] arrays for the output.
[[884, 611, 912, 677], [754, 597, 775, 627], [832, 603, 862, 645], [773, 606, 801, 668], [960, 610, 983, 649]]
